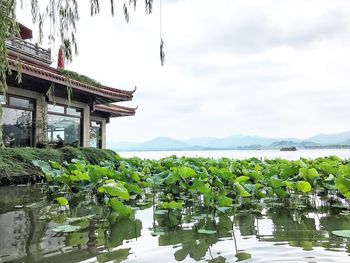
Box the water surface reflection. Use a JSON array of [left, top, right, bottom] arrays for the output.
[[1, 186, 350, 263]]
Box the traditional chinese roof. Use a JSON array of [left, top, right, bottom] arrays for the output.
[[94, 104, 137, 117], [7, 54, 135, 103], [18, 23, 33, 40]]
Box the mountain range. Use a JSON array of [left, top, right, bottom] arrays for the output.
[[107, 131, 350, 151]]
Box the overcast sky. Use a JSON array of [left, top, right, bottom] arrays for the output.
[[17, 0, 350, 142]]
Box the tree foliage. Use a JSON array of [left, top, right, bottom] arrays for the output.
[[0, 0, 18, 95]]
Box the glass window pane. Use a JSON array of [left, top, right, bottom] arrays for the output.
[[47, 114, 81, 147], [0, 95, 6, 105], [90, 122, 101, 148], [91, 121, 100, 127], [9, 96, 33, 109], [66, 107, 82, 117], [2, 108, 33, 147], [48, 104, 64, 114]]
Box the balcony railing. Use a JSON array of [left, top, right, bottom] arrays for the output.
[[5, 38, 51, 64]]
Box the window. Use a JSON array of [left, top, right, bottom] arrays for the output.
[[0, 95, 6, 105], [47, 104, 64, 114], [66, 107, 82, 117], [47, 104, 82, 147], [1, 95, 34, 147], [90, 121, 102, 148], [9, 96, 34, 109]]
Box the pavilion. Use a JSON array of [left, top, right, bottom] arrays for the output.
[[1, 23, 136, 149]]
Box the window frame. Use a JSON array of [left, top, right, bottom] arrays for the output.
[[47, 103, 82, 118], [90, 121, 102, 149], [0, 94, 35, 147], [47, 103, 83, 147]]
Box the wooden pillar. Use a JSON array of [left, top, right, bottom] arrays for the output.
[[34, 95, 47, 146], [82, 105, 90, 147], [101, 119, 106, 149]]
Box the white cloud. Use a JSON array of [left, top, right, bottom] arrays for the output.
[[16, 0, 350, 142]]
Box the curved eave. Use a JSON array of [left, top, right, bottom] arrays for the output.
[[94, 104, 137, 118], [7, 55, 134, 103]]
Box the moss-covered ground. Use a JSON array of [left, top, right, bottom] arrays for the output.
[[0, 147, 117, 185]]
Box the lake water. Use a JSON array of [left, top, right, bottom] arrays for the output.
[[1, 185, 350, 263], [118, 149, 350, 160]]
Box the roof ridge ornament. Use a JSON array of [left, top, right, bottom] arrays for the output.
[[131, 86, 137, 94], [57, 46, 64, 69]]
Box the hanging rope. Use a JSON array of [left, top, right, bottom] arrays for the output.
[[160, 0, 165, 66]]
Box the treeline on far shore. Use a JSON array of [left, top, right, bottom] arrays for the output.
[[304, 145, 350, 149]]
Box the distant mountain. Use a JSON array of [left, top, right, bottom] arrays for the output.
[[186, 135, 280, 148], [269, 140, 319, 148], [137, 137, 190, 151], [107, 141, 139, 150], [110, 137, 192, 151], [108, 131, 350, 151], [341, 139, 350, 145], [269, 141, 299, 147], [185, 137, 218, 147], [307, 131, 350, 144]]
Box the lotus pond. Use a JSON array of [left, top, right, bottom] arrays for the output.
[[2, 155, 350, 262]]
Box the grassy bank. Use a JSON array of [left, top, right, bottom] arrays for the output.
[[0, 147, 118, 185]]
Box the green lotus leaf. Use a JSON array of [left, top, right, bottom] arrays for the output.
[[56, 197, 68, 206], [335, 176, 350, 198], [178, 166, 197, 178], [53, 225, 81, 233], [235, 176, 250, 183], [124, 183, 142, 194], [332, 230, 350, 238], [100, 182, 129, 200], [274, 188, 289, 198], [96, 248, 130, 263], [110, 198, 132, 217], [198, 229, 216, 234], [234, 182, 251, 197], [236, 252, 252, 262], [218, 196, 233, 207], [159, 201, 183, 210], [146, 171, 168, 186], [297, 181, 312, 193]]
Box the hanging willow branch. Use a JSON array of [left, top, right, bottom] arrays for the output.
[[123, 3, 130, 23], [46, 83, 56, 105], [160, 38, 165, 66], [159, 0, 165, 66], [90, 0, 100, 16], [145, 0, 153, 14], [0, 106, 3, 148], [0, 0, 159, 112], [0, 0, 18, 95], [2, 1, 158, 73], [15, 57, 22, 84], [0, 0, 19, 147]]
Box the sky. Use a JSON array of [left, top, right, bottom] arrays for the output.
[[16, 0, 350, 142]]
